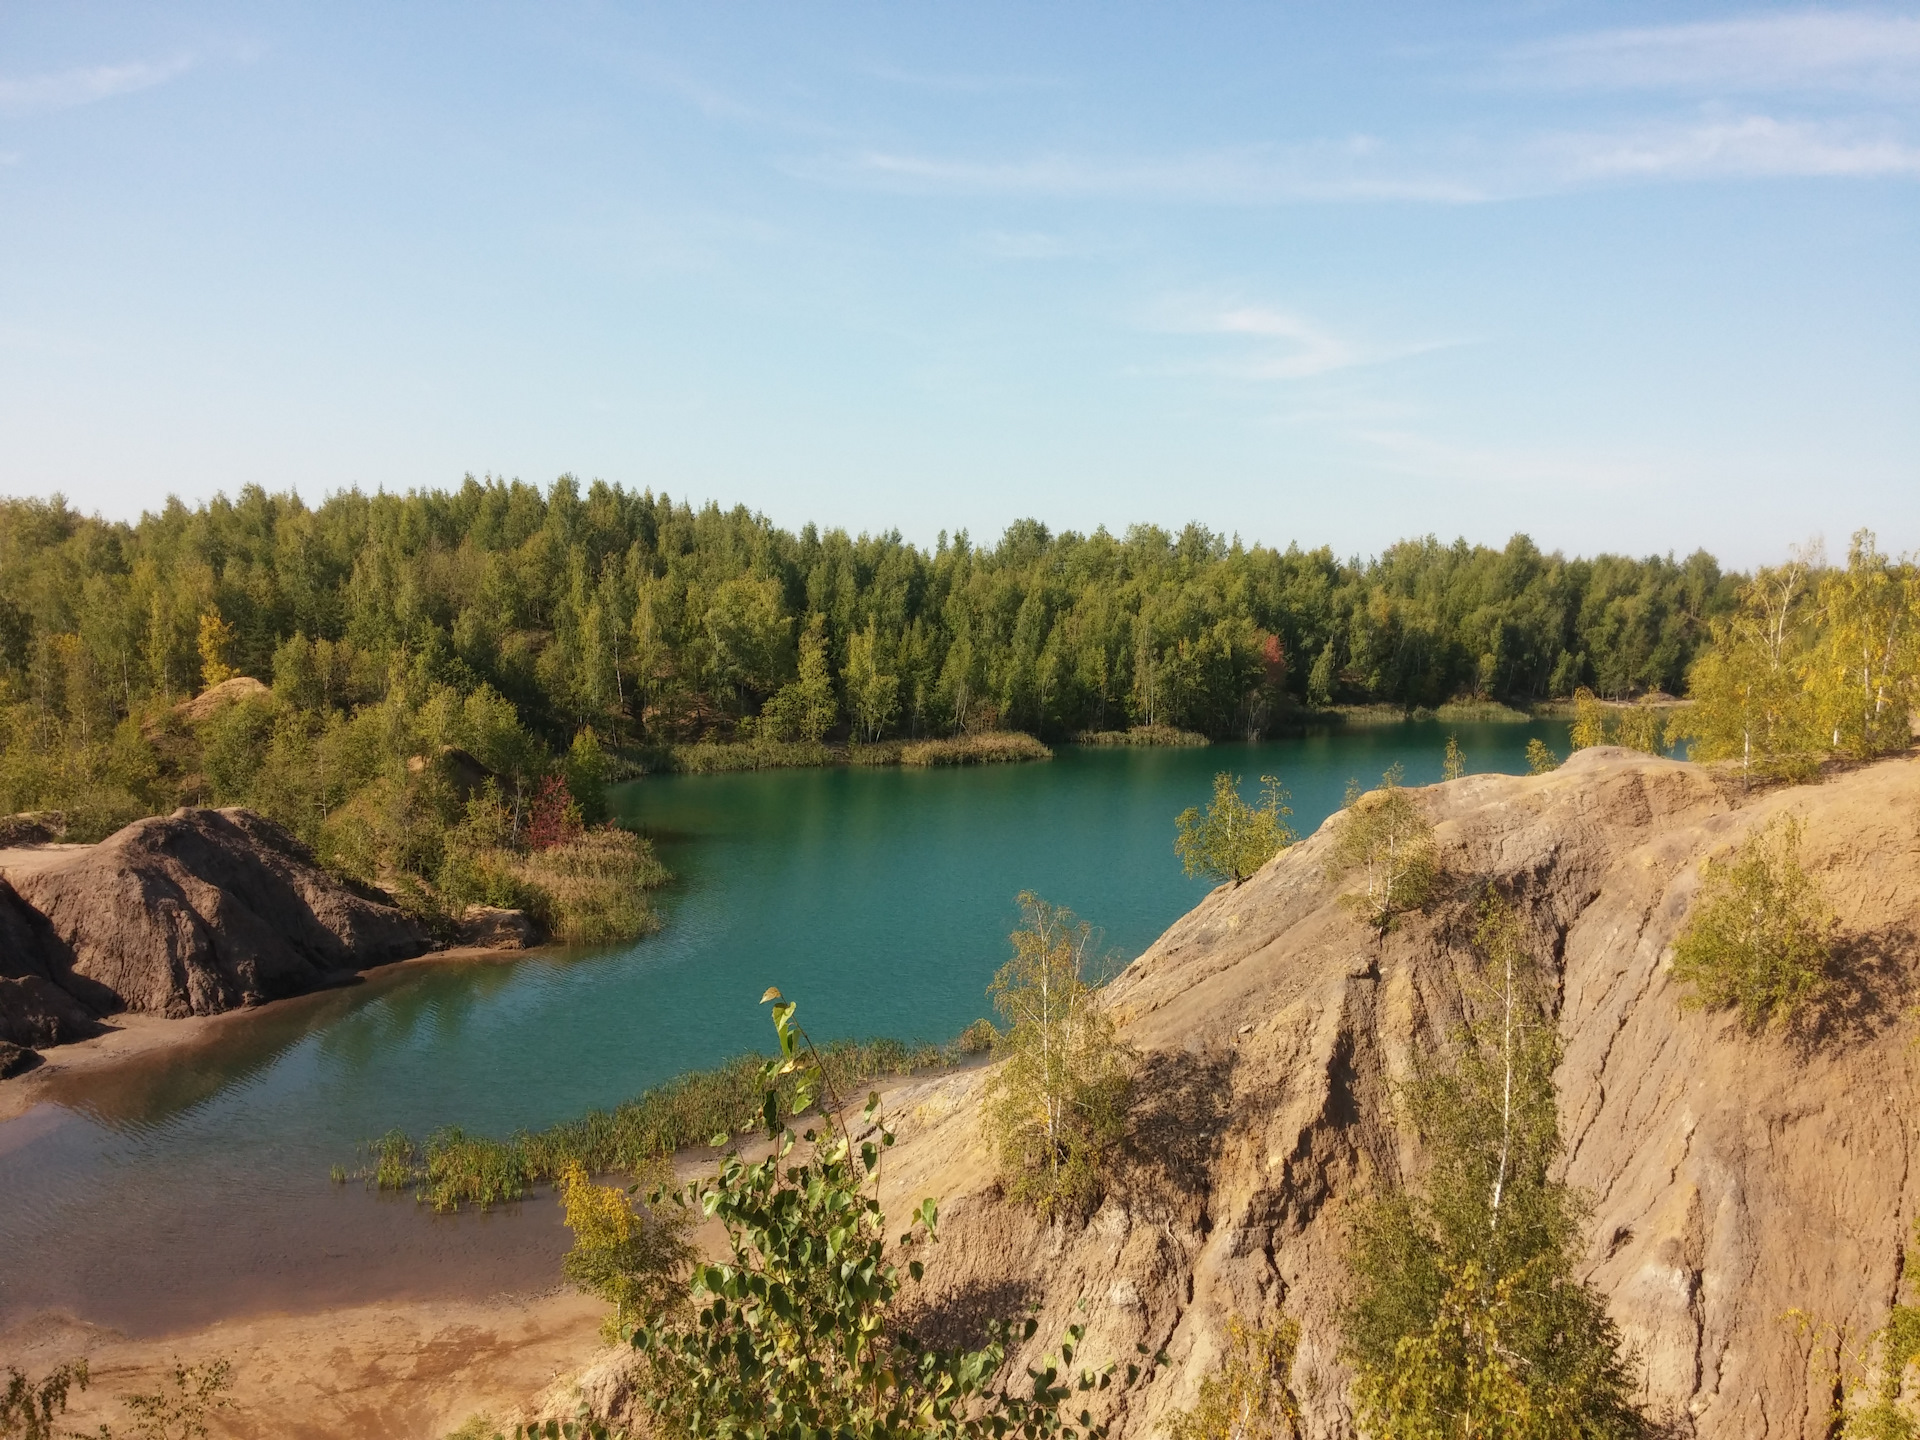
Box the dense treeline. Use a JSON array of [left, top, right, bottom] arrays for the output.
[[0, 477, 1733, 752]]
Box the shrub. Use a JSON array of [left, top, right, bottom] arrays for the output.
[[985, 893, 1133, 1220], [1524, 738, 1559, 774], [632, 992, 1149, 1440], [1615, 705, 1667, 755], [1670, 815, 1832, 1031], [1440, 734, 1465, 782], [1163, 1315, 1301, 1440], [3, 1362, 89, 1440], [558, 1156, 693, 1337], [1342, 892, 1646, 1438], [1326, 766, 1437, 932], [121, 1359, 235, 1439], [1173, 772, 1294, 886]]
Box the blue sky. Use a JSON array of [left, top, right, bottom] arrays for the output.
[[1, 3, 1915, 566]]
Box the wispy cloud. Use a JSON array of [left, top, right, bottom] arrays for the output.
[[0, 53, 194, 114], [795, 145, 1489, 204], [973, 230, 1076, 260], [1501, 11, 1920, 95], [1351, 427, 1663, 493], [856, 64, 1070, 94], [1545, 113, 1920, 180], [1154, 302, 1458, 381]]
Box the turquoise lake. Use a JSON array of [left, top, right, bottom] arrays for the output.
[[0, 721, 1567, 1332]]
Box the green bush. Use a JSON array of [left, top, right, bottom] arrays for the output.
[[1671, 815, 1832, 1031], [1325, 766, 1437, 932], [631, 992, 1148, 1440]]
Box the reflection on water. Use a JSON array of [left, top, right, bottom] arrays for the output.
[[0, 722, 1566, 1334]]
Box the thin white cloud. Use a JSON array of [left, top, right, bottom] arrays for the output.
[[1503, 11, 1920, 94], [1546, 114, 1920, 180], [973, 230, 1076, 260], [797, 146, 1489, 204], [1352, 427, 1664, 493], [1153, 303, 1458, 382], [0, 54, 194, 114], [856, 64, 1070, 94]]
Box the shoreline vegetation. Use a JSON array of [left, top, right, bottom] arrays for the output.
[[341, 1028, 995, 1212], [660, 730, 1053, 774]]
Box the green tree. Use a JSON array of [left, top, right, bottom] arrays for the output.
[[1326, 766, 1438, 932], [1163, 1316, 1301, 1440], [1614, 704, 1666, 755], [1675, 560, 1823, 781], [761, 616, 837, 742], [1568, 688, 1609, 750], [1441, 734, 1465, 782], [845, 616, 899, 742], [1525, 739, 1558, 775], [632, 991, 1147, 1440], [1811, 531, 1920, 761], [1342, 893, 1645, 1439], [1670, 816, 1832, 1031], [986, 893, 1134, 1220], [1174, 772, 1295, 886]]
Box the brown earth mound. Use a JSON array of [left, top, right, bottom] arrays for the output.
[[837, 748, 1920, 1440], [0, 872, 106, 1048], [2, 807, 431, 1024]]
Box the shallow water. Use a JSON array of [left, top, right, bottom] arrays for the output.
[[0, 721, 1566, 1333]]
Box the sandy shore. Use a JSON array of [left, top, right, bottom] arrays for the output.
[[3, 1290, 611, 1439]]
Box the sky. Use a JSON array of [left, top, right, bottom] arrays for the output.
[[1, 2, 1916, 567]]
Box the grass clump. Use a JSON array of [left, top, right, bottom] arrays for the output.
[[354, 1037, 950, 1211], [1671, 815, 1832, 1031], [1073, 725, 1208, 747], [899, 731, 1052, 766]]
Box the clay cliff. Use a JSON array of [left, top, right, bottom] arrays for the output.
[[0, 807, 430, 1044], [837, 748, 1920, 1439]]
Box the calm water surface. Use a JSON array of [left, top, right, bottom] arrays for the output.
[[0, 722, 1565, 1332]]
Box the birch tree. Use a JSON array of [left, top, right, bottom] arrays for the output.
[[985, 893, 1133, 1219], [1341, 890, 1645, 1439]]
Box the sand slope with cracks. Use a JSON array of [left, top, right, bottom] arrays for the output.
[[848, 747, 1920, 1439]]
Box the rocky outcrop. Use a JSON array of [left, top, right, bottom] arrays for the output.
[[0, 873, 104, 1048], [856, 748, 1920, 1440], [1, 807, 431, 1026]]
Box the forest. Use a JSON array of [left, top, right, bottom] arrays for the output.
[[0, 477, 1740, 921]]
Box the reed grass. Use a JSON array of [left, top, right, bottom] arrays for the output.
[[1072, 725, 1208, 747], [668, 740, 833, 773], [352, 1036, 957, 1212], [513, 827, 668, 944], [898, 732, 1052, 766]]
